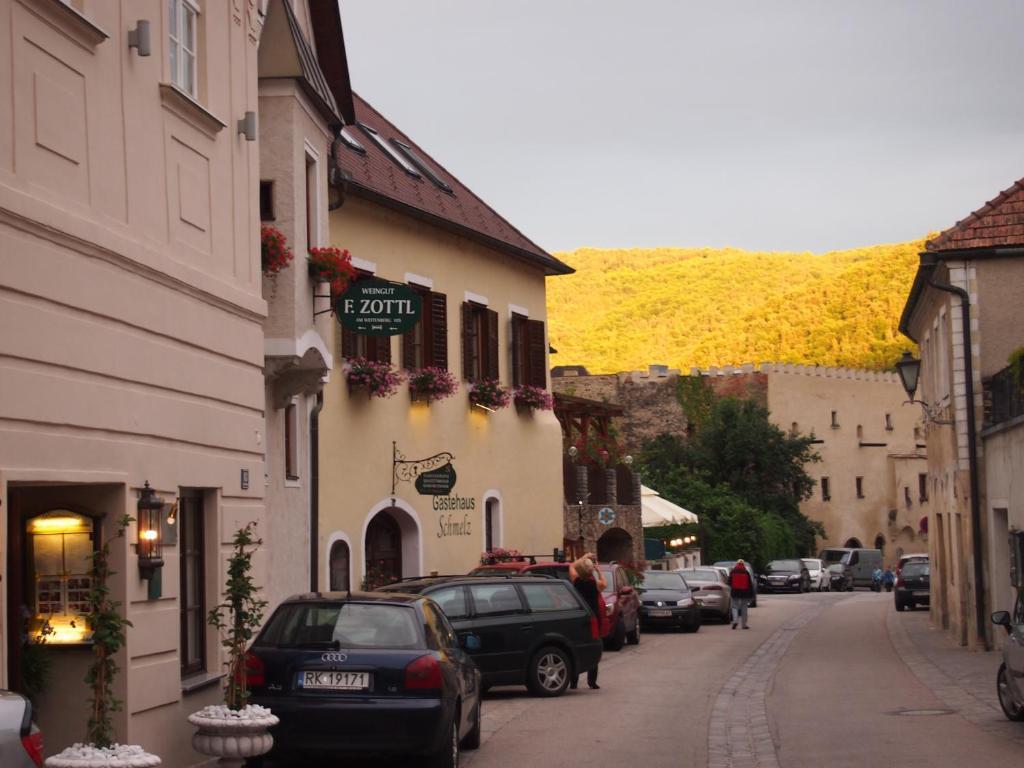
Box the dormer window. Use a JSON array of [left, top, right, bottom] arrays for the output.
[[357, 123, 421, 178]]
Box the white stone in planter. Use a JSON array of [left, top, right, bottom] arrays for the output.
[[45, 743, 161, 768], [188, 705, 279, 763]]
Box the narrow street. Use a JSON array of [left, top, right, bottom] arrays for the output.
[[461, 591, 1023, 767]]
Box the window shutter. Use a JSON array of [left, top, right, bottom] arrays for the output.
[[402, 325, 416, 370], [461, 302, 475, 381], [486, 308, 499, 381], [430, 292, 448, 370], [341, 326, 357, 360], [511, 316, 522, 386], [527, 319, 547, 388]]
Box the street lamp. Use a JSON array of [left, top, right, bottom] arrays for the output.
[[895, 351, 952, 425], [137, 482, 165, 580]]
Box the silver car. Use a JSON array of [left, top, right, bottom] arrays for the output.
[[802, 558, 830, 591], [676, 568, 732, 622], [991, 592, 1024, 721], [0, 689, 42, 768]]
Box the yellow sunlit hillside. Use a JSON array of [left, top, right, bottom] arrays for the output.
[[547, 238, 928, 374]]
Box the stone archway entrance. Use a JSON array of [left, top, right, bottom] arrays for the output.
[[843, 537, 864, 549], [597, 526, 633, 563], [365, 512, 403, 585]]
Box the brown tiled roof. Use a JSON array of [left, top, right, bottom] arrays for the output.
[[338, 93, 573, 276], [926, 176, 1024, 252]]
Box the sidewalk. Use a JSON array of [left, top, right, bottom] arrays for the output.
[[887, 607, 1024, 745]]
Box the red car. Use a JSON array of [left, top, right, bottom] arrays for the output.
[[468, 561, 640, 650]]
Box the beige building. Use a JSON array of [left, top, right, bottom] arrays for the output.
[[900, 175, 1024, 650], [0, 0, 265, 763], [318, 95, 573, 586]]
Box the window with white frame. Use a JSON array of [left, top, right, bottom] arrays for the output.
[[169, 0, 199, 97]]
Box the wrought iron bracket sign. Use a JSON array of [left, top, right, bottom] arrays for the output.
[[337, 278, 422, 336], [392, 442, 456, 497]]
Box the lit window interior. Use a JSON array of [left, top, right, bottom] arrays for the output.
[[357, 123, 421, 178], [26, 510, 94, 644], [390, 139, 454, 194]]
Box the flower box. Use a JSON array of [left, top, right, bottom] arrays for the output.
[[346, 358, 403, 399], [308, 247, 356, 299], [469, 379, 511, 411], [513, 385, 553, 413], [408, 367, 458, 403]]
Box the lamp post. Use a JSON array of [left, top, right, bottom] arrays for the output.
[[137, 482, 165, 598], [895, 351, 952, 426]]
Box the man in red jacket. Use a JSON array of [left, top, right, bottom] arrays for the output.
[[728, 560, 755, 630]]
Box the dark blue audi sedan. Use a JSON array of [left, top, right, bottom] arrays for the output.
[[246, 592, 481, 767]]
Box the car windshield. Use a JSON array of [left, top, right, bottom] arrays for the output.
[[680, 569, 720, 583], [765, 560, 802, 573], [261, 603, 422, 650], [902, 563, 930, 577], [642, 572, 687, 591]]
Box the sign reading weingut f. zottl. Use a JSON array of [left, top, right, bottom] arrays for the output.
[[336, 278, 422, 336]]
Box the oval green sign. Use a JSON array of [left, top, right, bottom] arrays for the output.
[[336, 278, 422, 336]]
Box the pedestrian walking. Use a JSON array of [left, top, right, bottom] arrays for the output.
[[882, 567, 895, 592], [569, 554, 607, 689], [728, 559, 754, 629]]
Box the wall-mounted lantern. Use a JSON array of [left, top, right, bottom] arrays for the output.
[[137, 482, 165, 579], [895, 351, 952, 426]]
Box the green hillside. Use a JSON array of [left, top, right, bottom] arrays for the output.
[[547, 238, 927, 374]]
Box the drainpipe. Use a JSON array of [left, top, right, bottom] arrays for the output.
[[925, 262, 988, 650], [310, 391, 324, 592]]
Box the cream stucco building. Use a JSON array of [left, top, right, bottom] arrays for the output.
[[318, 95, 573, 587]]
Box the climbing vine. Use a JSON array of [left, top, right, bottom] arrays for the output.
[[675, 376, 715, 432]]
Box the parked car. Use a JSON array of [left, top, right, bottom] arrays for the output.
[[896, 552, 929, 576], [894, 561, 930, 611], [991, 592, 1024, 722], [676, 567, 732, 622], [759, 559, 811, 593], [246, 591, 481, 767], [380, 576, 602, 697], [0, 690, 42, 768], [638, 570, 700, 632], [802, 558, 830, 591], [827, 563, 854, 591], [818, 547, 883, 589], [595, 563, 641, 649], [468, 560, 571, 581], [713, 560, 759, 607]]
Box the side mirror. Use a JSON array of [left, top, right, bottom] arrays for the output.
[[991, 611, 1012, 634], [462, 634, 481, 652]]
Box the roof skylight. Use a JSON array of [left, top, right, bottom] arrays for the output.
[[338, 127, 366, 154], [390, 139, 454, 195], [357, 123, 420, 178]]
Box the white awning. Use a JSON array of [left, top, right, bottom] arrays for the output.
[[641, 485, 699, 527]]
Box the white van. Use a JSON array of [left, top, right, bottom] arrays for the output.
[[818, 548, 883, 589]]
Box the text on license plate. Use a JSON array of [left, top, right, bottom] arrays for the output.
[[913, 590, 929, 597], [298, 671, 370, 690], [648, 609, 672, 617]]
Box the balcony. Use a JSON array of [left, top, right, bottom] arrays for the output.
[[983, 364, 1024, 431]]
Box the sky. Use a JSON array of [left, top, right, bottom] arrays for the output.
[[339, 1, 1024, 255]]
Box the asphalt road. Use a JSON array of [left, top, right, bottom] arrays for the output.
[[461, 590, 1024, 768]]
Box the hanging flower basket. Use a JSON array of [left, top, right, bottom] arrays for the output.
[[346, 358, 403, 399], [261, 225, 293, 276], [308, 247, 356, 299], [469, 378, 511, 411], [408, 367, 458, 402], [513, 385, 554, 412]]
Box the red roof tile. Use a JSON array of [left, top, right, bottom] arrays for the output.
[[338, 93, 573, 275], [927, 176, 1024, 252]]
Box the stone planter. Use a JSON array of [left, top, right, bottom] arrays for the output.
[[188, 706, 279, 767], [45, 744, 161, 768]]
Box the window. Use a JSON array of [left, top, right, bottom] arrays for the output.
[[328, 540, 350, 591], [180, 491, 205, 677], [791, 422, 798, 434], [904, 486, 913, 508], [884, 413, 893, 431], [855, 477, 864, 499], [427, 586, 469, 620], [390, 139, 453, 194], [284, 401, 299, 480], [25, 511, 95, 645], [469, 583, 523, 616], [918, 473, 928, 503], [520, 583, 577, 612], [357, 123, 421, 178], [402, 287, 448, 370], [305, 153, 317, 250], [831, 411, 839, 429], [510, 314, 547, 388], [821, 477, 831, 502], [338, 127, 366, 154], [484, 498, 499, 552], [856, 425, 863, 440], [461, 302, 499, 382], [259, 181, 274, 221], [341, 274, 392, 363], [914, 426, 922, 441], [168, 0, 199, 97]]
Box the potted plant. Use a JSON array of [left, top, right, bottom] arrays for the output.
[[468, 378, 511, 411], [361, 562, 394, 591], [189, 523, 277, 766], [480, 548, 524, 566], [45, 516, 162, 768], [307, 246, 356, 299], [408, 367, 459, 402], [345, 357, 403, 398], [513, 384, 554, 413], [261, 225, 293, 277]]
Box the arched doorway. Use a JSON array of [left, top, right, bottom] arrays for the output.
[[843, 537, 863, 549], [365, 512, 402, 585], [597, 527, 633, 563], [873, 534, 886, 554], [329, 539, 350, 592]]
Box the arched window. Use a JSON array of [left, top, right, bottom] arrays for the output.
[[874, 534, 886, 554], [329, 540, 350, 592], [484, 497, 501, 553]]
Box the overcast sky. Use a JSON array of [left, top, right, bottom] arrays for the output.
[[339, 1, 1024, 254]]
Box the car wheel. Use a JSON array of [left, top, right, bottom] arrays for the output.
[[626, 618, 640, 645], [527, 646, 571, 697], [684, 616, 700, 633], [426, 713, 460, 768], [606, 618, 626, 651], [997, 664, 1024, 721], [461, 700, 482, 750]]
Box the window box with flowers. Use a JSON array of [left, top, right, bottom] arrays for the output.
[[345, 357, 403, 399], [480, 548, 524, 566], [513, 384, 554, 413], [469, 378, 511, 411], [308, 247, 356, 300], [261, 224, 293, 276], [408, 367, 458, 403]]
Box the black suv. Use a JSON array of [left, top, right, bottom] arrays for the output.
[[381, 575, 602, 697]]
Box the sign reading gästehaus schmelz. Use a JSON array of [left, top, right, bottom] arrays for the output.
[[337, 278, 421, 336]]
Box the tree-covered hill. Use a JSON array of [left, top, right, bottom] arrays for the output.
[[547, 238, 928, 373]]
